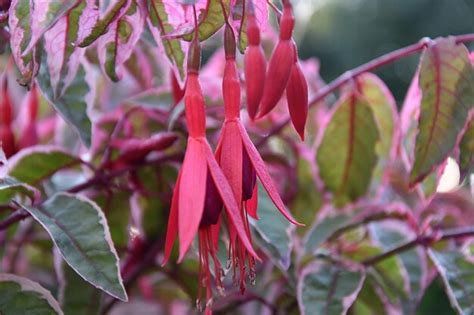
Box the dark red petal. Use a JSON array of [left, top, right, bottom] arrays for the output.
[[0, 125, 16, 158], [204, 143, 260, 261], [287, 62, 308, 141], [242, 147, 256, 201], [237, 121, 303, 226], [18, 122, 38, 149], [257, 40, 294, 118], [162, 171, 182, 266], [200, 173, 223, 226], [246, 183, 259, 219], [177, 138, 208, 262]]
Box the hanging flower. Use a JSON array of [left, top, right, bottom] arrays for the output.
[[286, 41, 309, 141], [0, 74, 16, 157], [162, 38, 258, 313], [216, 23, 302, 293], [244, 2, 266, 120], [257, 2, 295, 118]]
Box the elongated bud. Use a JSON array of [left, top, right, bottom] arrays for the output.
[[257, 40, 294, 118], [1, 76, 16, 157], [19, 84, 39, 149], [200, 174, 223, 226], [287, 63, 308, 141], [170, 70, 185, 105], [244, 15, 266, 120], [242, 148, 256, 200]]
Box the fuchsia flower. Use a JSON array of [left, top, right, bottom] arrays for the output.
[[286, 41, 309, 141], [257, 3, 295, 118], [18, 83, 39, 149], [216, 24, 302, 292], [0, 75, 16, 157], [244, 5, 266, 120], [162, 38, 258, 312]]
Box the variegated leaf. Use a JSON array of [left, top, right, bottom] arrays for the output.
[[410, 37, 474, 186], [98, 0, 145, 81]]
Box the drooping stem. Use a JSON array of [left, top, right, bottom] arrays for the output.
[[362, 226, 474, 266], [255, 33, 474, 148]]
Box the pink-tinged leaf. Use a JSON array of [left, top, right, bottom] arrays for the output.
[[43, 1, 94, 98], [297, 262, 365, 315], [205, 142, 259, 260], [177, 138, 207, 262], [219, 121, 243, 205], [180, 0, 229, 42], [458, 115, 473, 181], [76, 0, 100, 45], [237, 120, 302, 226], [162, 171, 181, 265], [98, 0, 145, 82], [316, 92, 379, 207], [148, 0, 188, 81], [357, 73, 399, 189], [409, 37, 474, 186]]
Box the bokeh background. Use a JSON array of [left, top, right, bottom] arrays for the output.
[[295, 0, 474, 102], [293, 1, 474, 314]]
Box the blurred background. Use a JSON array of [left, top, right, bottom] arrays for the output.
[[293, 1, 474, 314], [294, 0, 474, 103]]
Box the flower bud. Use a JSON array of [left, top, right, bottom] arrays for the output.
[[286, 43, 308, 141], [279, 5, 295, 41], [257, 40, 294, 118]]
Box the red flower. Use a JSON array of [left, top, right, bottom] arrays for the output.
[[286, 41, 309, 141], [244, 11, 266, 120], [0, 75, 16, 157], [257, 4, 295, 118], [19, 83, 39, 149], [216, 25, 302, 292], [162, 39, 258, 312]]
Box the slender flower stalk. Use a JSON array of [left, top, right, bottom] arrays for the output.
[[162, 35, 258, 313], [216, 22, 302, 293], [0, 74, 16, 157]]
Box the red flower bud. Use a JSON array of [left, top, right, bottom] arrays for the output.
[[244, 16, 266, 120], [257, 40, 294, 118], [1, 76, 16, 157], [19, 84, 39, 149], [279, 5, 295, 41], [170, 70, 184, 105], [0, 126, 16, 157], [286, 44, 308, 141]]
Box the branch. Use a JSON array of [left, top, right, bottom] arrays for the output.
[[255, 33, 474, 148], [362, 226, 474, 266]]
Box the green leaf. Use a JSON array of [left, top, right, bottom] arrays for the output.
[[459, 117, 473, 181], [18, 193, 127, 301], [8, 146, 79, 185], [304, 213, 352, 254], [56, 256, 102, 315], [410, 37, 474, 185], [0, 176, 37, 204], [316, 92, 379, 207], [36, 53, 94, 147], [298, 262, 365, 315], [252, 183, 292, 270], [182, 0, 230, 42], [429, 249, 474, 315], [0, 273, 63, 315], [357, 73, 397, 187], [148, 1, 187, 80]]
